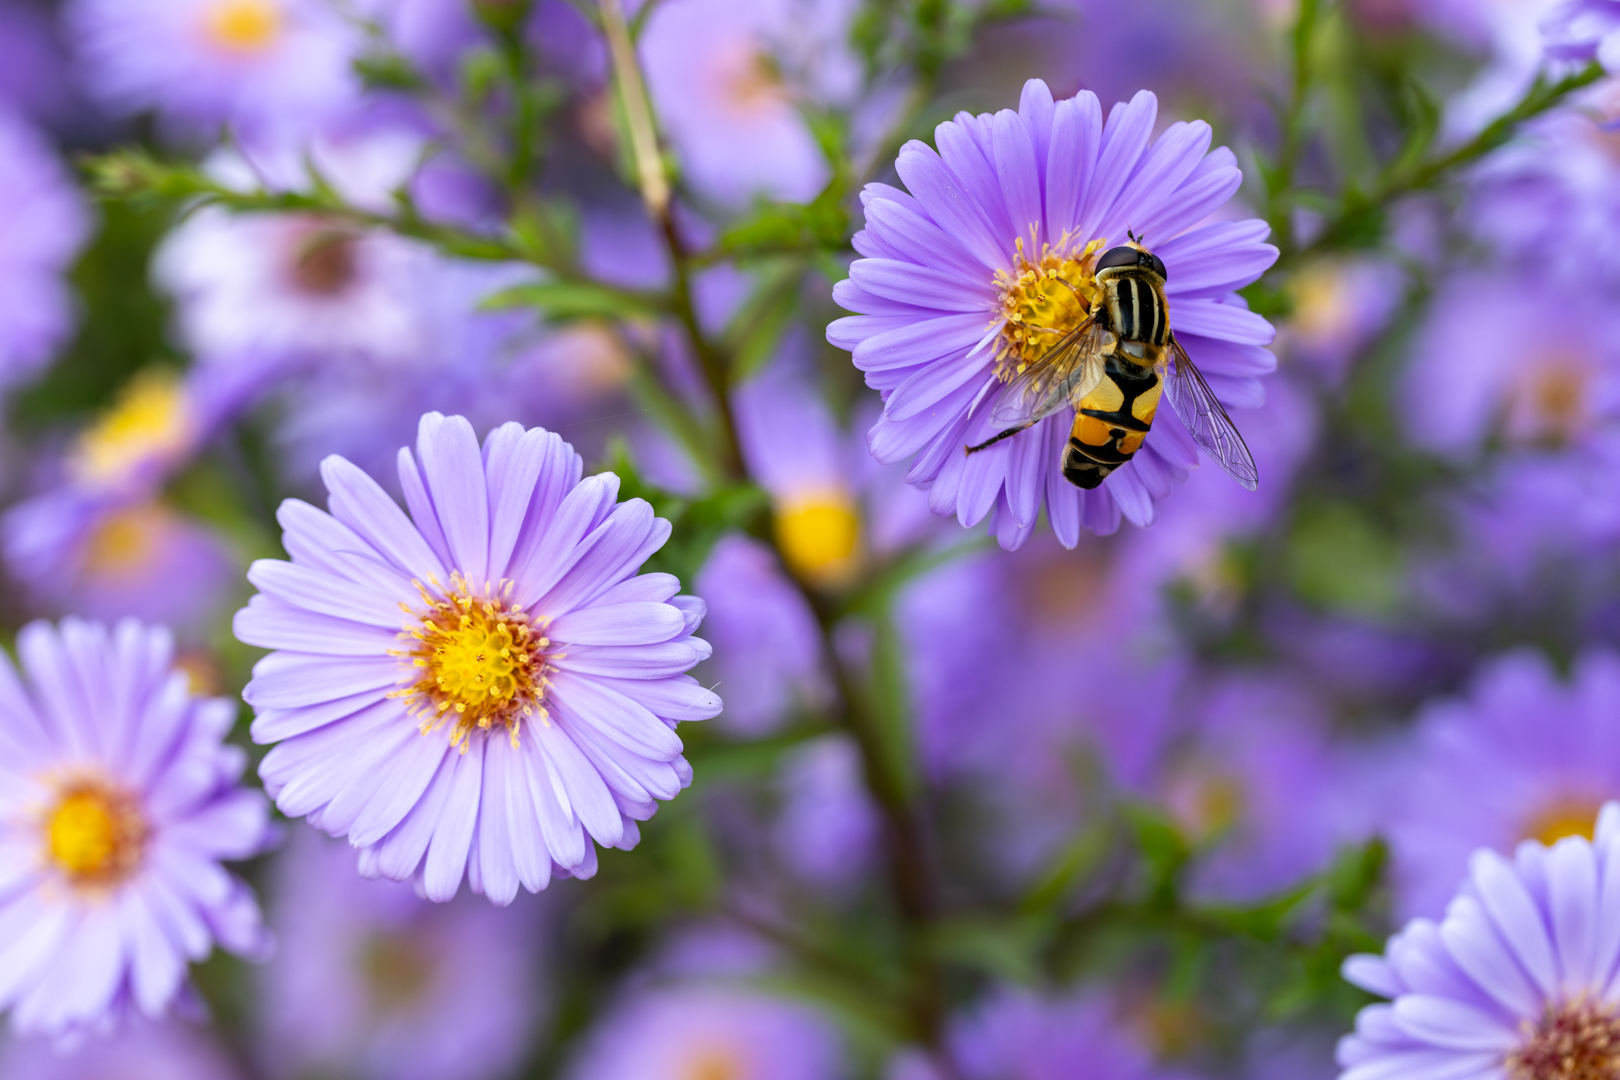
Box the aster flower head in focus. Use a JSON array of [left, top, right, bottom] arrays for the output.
[[0, 619, 273, 1038], [259, 830, 545, 1080], [1338, 801, 1620, 1080], [828, 79, 1278, 548], [0, 108, 89, 388], [234, 413, 722, 903], [1384, 648, 1620, 919]]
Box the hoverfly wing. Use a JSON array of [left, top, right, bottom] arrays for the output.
[[1165, 333, 1259, 491], [987, 318, 1109, 427]]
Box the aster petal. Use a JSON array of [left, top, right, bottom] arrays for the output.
[[1097, 120, 1210, 244], [1045, 91, 1102, 240], [233, 594, 397, 656], [511, 473, 621, 609], [398, 445, 454, 571], [518, 723, 588, 869], [125, 887, 186, 1019], [848, 259, 996, 313], [1171, 298, 1276, 345], [1135, 147, 1242, 241], [1075, 89, 1156, 245], [1018, 78, 1056, 171], [535, 720, 623, 848], [346, 723, 451, 847], [499, 737, 552, 893], [852, 312, 993, 373], [549, 670, 683, 758], [1390, 996, 1517, 1050], [862, 197, 986, 282], [473, 741, 520, 905], [594, 673, 722, 723], [366, 748, 455, 882], [548, 602, 687, 646], [0, 896, 71, 1006], [1159, 220, 1278, 296], [483, 423, 552, 582], [249, 687, 390, 743], [535, 500, 671, 618], [992, 108, 1043, 246], [1439, 895, 1541, 1018], [1341, 1050, 1503, 1080], [1470, 848, 1560, 999], [417, 412, 491, 584], [17, 619, 99, 761], [321, 454, 447, 581], [244, 652, 402, 711], [894, 142, 1006, 271], [1547, 835, 1600, 993], [422, 738, 483, 902], [935, 121, 1015, 255], [1343, 954, 1402, 998], [886, 343, 996, 421], [18, 906, 122, 1032], [246, 560, 408, 629]]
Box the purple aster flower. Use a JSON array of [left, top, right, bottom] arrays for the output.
[[0, 106, 89, 387], [639, 0, 857, 206], [258, 829, 546, 1080], [565, 982, 843, 1080], [0, 618, 273, 1038], [945, 987, 1201, 1080], [1544, 0, 1620, 70], [0, 1019, 241, 1080], [65, 0, 363, 141], [1400, 270, 1620, 459], [1337, 802, 1620, 1080], [828, 78, 1278, 548], [773, 734, 880, 892], [234, 412, 722, 902], [1383, 648, 1620, 919], [1277, 257, 1403, 387], [1160, 671, 1375, 903]]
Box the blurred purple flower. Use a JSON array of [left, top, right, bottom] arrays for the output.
[[0, 1019, 241, 1080], [693, 533, 828, 737], [565, 982, 843, 1080], [639, 0, 857, 206], [948, 987, 1199, 1080], [1276, 257, 1404, 386], [0, 106, 89, 387], [65, 0, 363, 141], [259, 829, 546, 1080], [1544, 0, 1620, 70], [773, 734, 880, 892], [0, 619, 272, 1038], [1161, 672, 1374, 903], [1384, 648, 1620, 919], [828, 79, 1278, 547], [1338, 804, 1620, 1080], [235, 413, 722, 902], [1400, 270, 1620, 459]]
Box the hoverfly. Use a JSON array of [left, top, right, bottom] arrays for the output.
[[966, 237, 1258, 492]]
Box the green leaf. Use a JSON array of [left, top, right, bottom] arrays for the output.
[[480, 279, 665, 320]]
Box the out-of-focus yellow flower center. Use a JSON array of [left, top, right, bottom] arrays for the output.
[[1506, 998, 1620, 1080], [82, 504, 168, 578], [392, 574, 551, 751], [994, 236, 1105, 380], [1165, 763, 1245, 843], [710, 39, 787, 117], [1526, 797, 1602, 846], [70, 371, 193, 488], [360, 932, 435, 1013], [1287, 261, 1353, 343], [289, 228, 359, 296], [681, 1046, 746, 1080], [775, 494, 861, 586], [1508, 359, 1591, 448], [203, 0, 284, 53], [45, 782, 146, 886]]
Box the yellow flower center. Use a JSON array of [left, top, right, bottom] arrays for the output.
[[1165, 762, 1245, 843], [45, 782, 147, 887], [289, 228, 359, 296], [1506, 998, 1620, 1080], [775, 494, 861, 586], [360, 932, 436, 1013], [392, 574, 551, 751], [1288, 261, 1353, 342], [994, 236, 1106, 381], [203, 0, 284, 53], [1509, 359, 1591, 448], [82, 504, 169, 579], [682, 1046, 747, 1080], [69, 371, 194, 489], [1526, 797, 1602, 847]]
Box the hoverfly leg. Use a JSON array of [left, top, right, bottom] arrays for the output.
[[965, 421, 1036, 455]]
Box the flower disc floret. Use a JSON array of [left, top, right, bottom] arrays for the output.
[[44, 780, 147, 886], [1508, 999, 1620, 1080], [394, 574, 553, 748], [994, 237, 1104, 380]]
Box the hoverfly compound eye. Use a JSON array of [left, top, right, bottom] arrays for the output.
[[1096, 246, 1141, 273], [1148, 252, 1168, 280]]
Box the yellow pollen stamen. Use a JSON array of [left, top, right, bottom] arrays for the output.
[[1507, 997, 1620, 1080], [993, 234, 1107, 382], [44, 781, 147, 887], [203, 0, 284, 53], [1526, 797, 1603, 847], [393, 573, 550, 750]]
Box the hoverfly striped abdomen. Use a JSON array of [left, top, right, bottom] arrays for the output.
[[1062, 353, 1164, 489]]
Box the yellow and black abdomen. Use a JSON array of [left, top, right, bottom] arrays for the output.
[[1062, 354, 1164, 489]]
